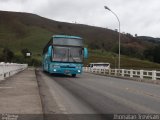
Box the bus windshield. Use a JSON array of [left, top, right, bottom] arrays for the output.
[[53, 46, 83, 63], [53, 38, 83, 46]]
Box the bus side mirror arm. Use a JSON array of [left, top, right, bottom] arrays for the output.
[[84, 48, 88, 59]]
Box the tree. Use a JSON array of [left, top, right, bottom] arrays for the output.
[[135, 34, 138, 37], [143, 47, 154, 61], [2, 48, 14, 62], [21, 48, 31, 58], [57, 24, 62, 29], [144, 45, 160, 63], [153, 45, 160, 63]]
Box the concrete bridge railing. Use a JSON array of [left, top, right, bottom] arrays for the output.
[[83, 67, 160, 81], [0, 62, 28, 80]]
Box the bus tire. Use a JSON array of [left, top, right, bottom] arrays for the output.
[[72, 74, 76, 77]]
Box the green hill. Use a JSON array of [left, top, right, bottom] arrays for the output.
[[0, 10, 154, 53], [0, 10, 160, 69]]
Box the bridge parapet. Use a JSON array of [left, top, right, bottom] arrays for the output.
[[83, 67, 160, 81], [0, 62, 28, 80]]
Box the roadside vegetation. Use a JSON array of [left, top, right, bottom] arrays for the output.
[[84, 49, 160, 70], [0, 48, 41, 66]]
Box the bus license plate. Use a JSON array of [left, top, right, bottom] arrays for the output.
[[65, 70, 70, 73]]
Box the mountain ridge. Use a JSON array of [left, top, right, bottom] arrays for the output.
[[0, 10, 159, 56]]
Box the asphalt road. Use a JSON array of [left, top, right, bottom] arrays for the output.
[[36, 70, 160, 119]]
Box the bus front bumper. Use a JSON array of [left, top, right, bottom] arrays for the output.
[[49, 68, 82, 74]]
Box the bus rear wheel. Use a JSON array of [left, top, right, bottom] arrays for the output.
[[72, 74, 76, 77]]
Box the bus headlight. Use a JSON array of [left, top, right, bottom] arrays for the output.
[[53, 69, 57, 72], [78, 70, 81, 73]]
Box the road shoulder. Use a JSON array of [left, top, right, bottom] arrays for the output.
[[0, 69, 43, 115]]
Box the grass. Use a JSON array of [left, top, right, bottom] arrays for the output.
[[0, 24, 52, 54], [84, 50, 160, 70]]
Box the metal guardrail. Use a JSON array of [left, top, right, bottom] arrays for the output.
[[0, 62, 28, 80], [83, 67, 160, 80]]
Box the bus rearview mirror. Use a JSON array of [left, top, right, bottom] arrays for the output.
[[48, 46, 52, 57], [84, 48, 88, 59]]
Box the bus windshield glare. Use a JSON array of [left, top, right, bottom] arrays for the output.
[[53, 46, 83, 63], [53, 38, 83, 46]]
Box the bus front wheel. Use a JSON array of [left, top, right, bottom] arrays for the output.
[[72, 74, 76, 77]]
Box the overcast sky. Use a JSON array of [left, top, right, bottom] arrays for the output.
[[0, 0, 160, 37]]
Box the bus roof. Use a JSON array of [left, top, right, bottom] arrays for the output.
[[52, 35, 82, 39]]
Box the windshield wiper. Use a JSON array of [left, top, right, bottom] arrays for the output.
[[70, 53, 77, 62], [69, 49, 77, 62], [60, 51, 67, 62]]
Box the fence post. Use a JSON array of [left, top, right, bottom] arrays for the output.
[[115, 69, 117, 76], [91, 68, 93, 73], [104, 69, 106, 75], [122, 69, 124, 77], [3, 63, 6, 78], [0, 63, 4, 80], [140, 70, 143, 79], [85, 67, 87, 72], [83, 67, 85, 72], [88, 67, 90, 72], [130, 69, 133, 77], [97, 69, 99, 73], [117, 69, 120, 76], [109, 69, 111, 75], [96, 69, 99, 73], [152, 70, 156, 80]]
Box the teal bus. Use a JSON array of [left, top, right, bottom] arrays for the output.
[[42, 35, 88, 77]]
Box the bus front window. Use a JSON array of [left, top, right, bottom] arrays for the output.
[[53, 46, 83, 63]]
